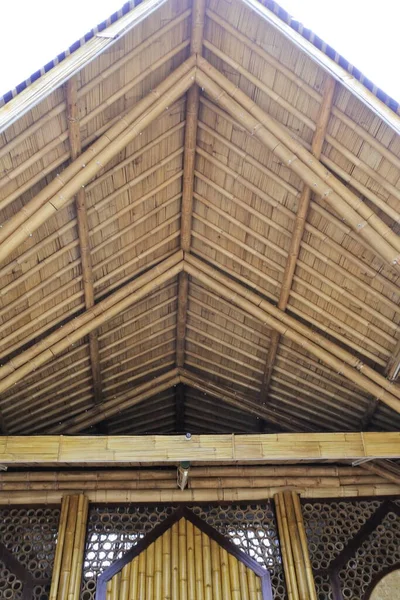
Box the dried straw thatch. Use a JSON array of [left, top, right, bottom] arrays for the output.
[[0, 0, 399, 437]]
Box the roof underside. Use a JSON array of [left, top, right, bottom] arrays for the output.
[[0, 0, 399, 437]]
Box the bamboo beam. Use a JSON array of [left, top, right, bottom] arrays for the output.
[[183, 254, 400, 413], [4, 483, 400, 504], [274, 492, 317, 600], [0, 252, 183, 395], [0, 432, 399, 466], [0, 58, 196, 264], [65, 76, 102, 406], [49, 494, 89, 600], [176, 0, 206, 367], [0, 465, 368, 482], [261, 76, 336, 401], [195, 58, 400, 268]]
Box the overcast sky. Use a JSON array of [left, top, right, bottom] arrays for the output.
[[1, 0, 399, 102]]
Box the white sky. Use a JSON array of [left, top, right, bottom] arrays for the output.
[[1, 0, 399, 102]]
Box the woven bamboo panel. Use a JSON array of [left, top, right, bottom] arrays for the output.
[[338, 511, 400, 599], [302, 499, 382, 570]]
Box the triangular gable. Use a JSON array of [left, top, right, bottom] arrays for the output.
[[96, 507, 272, 598]]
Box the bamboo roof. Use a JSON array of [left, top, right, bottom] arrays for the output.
[[0, 0, 399, 437]]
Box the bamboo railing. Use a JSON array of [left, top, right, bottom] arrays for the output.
[[49, 494, 89, 600], [275, 491, 317, 600]]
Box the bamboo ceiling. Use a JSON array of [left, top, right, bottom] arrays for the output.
[[0, 0, 399, 437]]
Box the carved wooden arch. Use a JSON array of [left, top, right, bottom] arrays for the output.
[[95, 506, 273, 599]]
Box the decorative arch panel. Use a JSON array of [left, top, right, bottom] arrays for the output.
[[95, 508, 272, 600]]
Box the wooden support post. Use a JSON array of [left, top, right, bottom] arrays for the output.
[[0, 252, 183, 395], [176, 0, 206, 367], [49, 494, 89, 600], [195, 58, 400, 268], [183, 254, 400, 413], [175, 383, 186, 433], [66, 77, 102, 405], [274, 491, 317, 600], [260, 76, 336, 401]]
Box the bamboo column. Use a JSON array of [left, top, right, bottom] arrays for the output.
[[176, 0, 206, 368], [195, 58, 400, 268], [261, 75, 336, 401], [49, 494, 89, 600], [274, 491, 317, 600], [65, 76, 103, 406]]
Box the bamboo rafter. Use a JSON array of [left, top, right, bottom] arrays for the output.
[[195, 57, 400, 268], [65, 76, 103, 406], [260, 75, 336, 402], [0, 57, 197, 264], [183, 254, 400, 413]]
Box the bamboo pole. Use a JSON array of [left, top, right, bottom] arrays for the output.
[[261, 75, 336, 399], [292, 492, 317, 600], [183, 255, 400, 412], [238, 562, 250, 600], [162, 527, 171, 600], [154, 536, 163, 600], [179, 518, 188, 600], [119, 563, 131, 600], [171, 522, 179, 600], [130, 557, 139, 600], [274, 492, 317, 600], [0, 252, 183, 394], [3, 483, 400, 504], [202, 532, 213, 600], [146, 541, 155, 600], [195, 58, 400, 267], [0, 58, 196, 263], [284, 492, 308, 600], [49, 496, 70, 600], [68, 494, 89, 600], [65, 76, 103, 406], [49, 494, 89, 600], [275, 493, 298, 600], [58, 495, 79, 600], [186, 520, 196, 600], [220, 548, 232, 600], [138, 551, 146, 600], [210, 539, 222, 600], [194, 525, 204, 600]]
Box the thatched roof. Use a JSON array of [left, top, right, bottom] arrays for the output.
[[0, 0, 399, 437]]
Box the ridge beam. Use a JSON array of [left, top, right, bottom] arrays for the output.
[[176, 0, 206, 368]]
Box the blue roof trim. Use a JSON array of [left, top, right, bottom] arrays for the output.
[[1, 0, 398, 116], [260, 0, 399, 115], [0, 0, 137, 108]]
